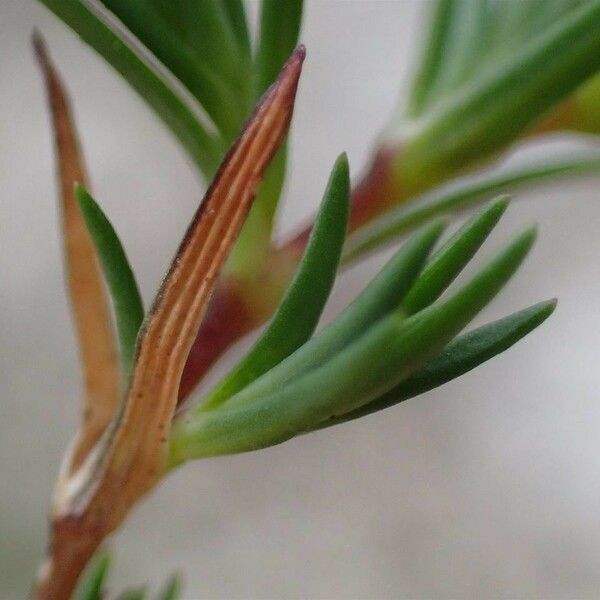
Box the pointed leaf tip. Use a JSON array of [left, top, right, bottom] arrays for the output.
[[201, 152, 349, 409], [402, 196, 511, 314], [74, 185, 144, 377], [33, 31, 121, 472]]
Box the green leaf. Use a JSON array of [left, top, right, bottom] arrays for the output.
[[149, 0, 249, 96], [401, 196, 508, 314], [408, 0, 453, 116], [37, 0, 224, 179], [72, 552, 110, 600], [75, 186, 144, 377], [202, 153, 350, 410], [222, 0, 251, 59], [487, 0, 583, 61], [254, 0, 304, 99], [217, 219, 446, 411], [317, 299, 556, 429], [410, 0, 588, 116], [169, 224, 534, 461], [343, 155, 600, 262], [156, 575, 182, 600], [99, 0, 245, 138], [398, 0, 600, 190], [421, 0, 489, 109], [228, 0, 305, 263]]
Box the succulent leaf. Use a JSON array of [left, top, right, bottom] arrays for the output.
[[212, 220, 446, 412], [318, 298, 557, 429], [170, 213, 537, 461], [75, 186, 144, 377], [202, 153, 350, 410], [401, 196, 508, 314]]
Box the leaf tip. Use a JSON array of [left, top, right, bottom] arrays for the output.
[[333, 152, 350, 184], [544, 297, 558, 314], [271, 44, 306, 103], [489, 194, 511, 215]]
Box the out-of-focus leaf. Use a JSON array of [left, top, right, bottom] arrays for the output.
[[402, 196, 508, 314], [408, 0, 453, 116], [317, 299, 557, 429], [222, 0, 251, 59], [216, 220, 446, 411], [398, 1, 600, 190], [169, 224, 535, 461], [423, 0, 488, 106], [254, 0, 304, 99], [343, 155, 600, 262], [100, 0, 244, 137], [149, 0, 249, 97], [409, 0, 588, 116], [75, 186, 144, 376], [72, 552, 110, 600], [202, 153, 350, 410], [37, 0, 224, 178]]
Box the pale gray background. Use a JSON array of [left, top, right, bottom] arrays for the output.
[[2, 1, 600, 598]]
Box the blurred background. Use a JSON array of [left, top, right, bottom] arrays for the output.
[[2, 1, 600, 598]]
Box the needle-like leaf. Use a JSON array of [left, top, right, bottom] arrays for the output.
[[202, 153, 350, 410], [33, 34, 120, 470], [317, 299, 556, 429], [169, 224, 535, 461], [212, 219, 446, 411], [71, 552, 110, 600], [343, 155, 600, 262], [75, 186, 144, 377], [37, 0, 224, 178], [401, 196, 508, 314], [36, 47, 305, 600]]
